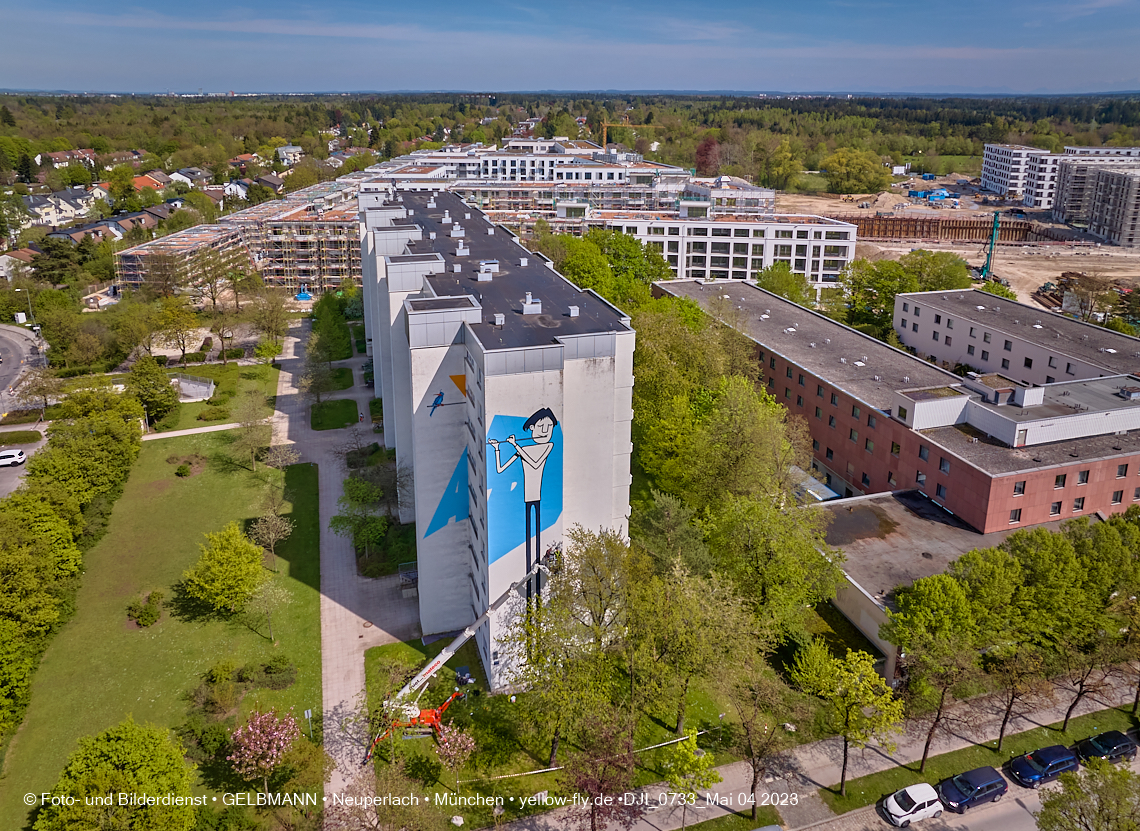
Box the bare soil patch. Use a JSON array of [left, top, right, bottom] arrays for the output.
[[166, 452, 209, 477]]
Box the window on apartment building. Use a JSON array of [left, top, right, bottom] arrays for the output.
[[796, 395, 803, 406], [752, 229, 765, 237], [901, 318, 908, 329], [669, 227, 680, 235], [891, 441, 901, 456], [831, 393, 839, 406], [1135, 488, 1140, 501], [1056, 473, 1067, 488], [847, 462, 856, 476], [1001, 359, 1010, 369], [1014, 480, 1026, 495], [970, 327, 977, 337], [903, 303, 910, 313], [917, 472, 927, 486], [767, 377, 774, 389], [968, 345, 975, 356], [770, 357, 776, 369], [1078, 470, 1090, 485], [1010, 508, 1022, 523], [939, 457, 950, 474], [817, 385, 824, 397], [914, 307, 921, 317], [799, 374, 806, 386], [865, 438, 874, 453], [785, 388, 791, 399], [937, 484, 948, 499], [981, 350, 990, 362], [812, 439, 820, 451], [1046, 376, 1055, 383], [1074, 497, 1086, 512], [945, 336, 952, 347], [1119, 464, 1130, 478], [862, 472, 871, 487], [888, 471, 897, 486], [826, 447, 834, 460], [898, 406, 908, 420], [868, 414, 877, 428], [829, 416, 836, 428], [912, 323, 919, 332], [919, 445, 929, 461], [850, 428, 858, 442], [851, 405, 861, 418], [933, 331, 940, 342], [1051, 501, 1062, 516], [815, 407, 822, 419], [786, 367, 793, 379], [1048, 357, 1057, 368], [984, 332, 991, 343], [1113, 490, 1124, 505], [935, 314, 942, 324], [946, 319, 953, 330], [1066, 362, 1075, 375], [1024, 357, 1033, 369], [1004, 340, 1013, 351]]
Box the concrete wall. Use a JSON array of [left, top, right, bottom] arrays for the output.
[[832, 578, 897, 681]]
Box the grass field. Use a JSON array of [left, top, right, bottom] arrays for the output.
[[904, 155, 983, 177], [791, 173, 829, 193], [154, 364, 280, 432], [688, 806, 782, 830], [312, 398, 358, 430], [0, 435, 320, 828], [819, 705, 1139, 814], [0, 429, 41, 445], [331, 366, 354, 390]]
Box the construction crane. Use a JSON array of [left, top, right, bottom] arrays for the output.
[[362, 552, 556, 764], [978, 212, 1000, 281], [600, 118, 663, 148]]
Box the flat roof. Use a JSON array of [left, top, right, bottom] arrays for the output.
[[826, 490, 1081, 605], [899, 289, 1140, 375], [657, 280, 957, 409], [598, 212, 853, 226], [397, 191, 632, 350]]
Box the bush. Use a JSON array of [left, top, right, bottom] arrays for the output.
[[154, 402, 182, 432], [197, 406, 230, 422], [127, 590, 163, 626], [206, 659, 238, 684], [181, 351, 206, 364], [154, 355, 168, 366], [346, 442, 381, 469], [175, 464, 191, 477], [221, 347, 244, 360], [199, 336, 214, 351]]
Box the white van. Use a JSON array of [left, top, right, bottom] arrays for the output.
[[0, 449, 27, 467]]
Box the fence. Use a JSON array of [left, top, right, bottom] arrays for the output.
[[168, 373, 216, 402]]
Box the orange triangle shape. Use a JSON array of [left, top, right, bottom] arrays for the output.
[[449, 374, 466, 396]]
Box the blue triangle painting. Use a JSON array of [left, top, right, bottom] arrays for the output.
[[425, 448, 469, 537]]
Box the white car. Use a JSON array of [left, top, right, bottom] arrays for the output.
[[883, 783, 943, 827], [0, 449, 26, 467]]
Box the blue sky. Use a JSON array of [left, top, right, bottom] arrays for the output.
[[1, 0, 1137, 94]]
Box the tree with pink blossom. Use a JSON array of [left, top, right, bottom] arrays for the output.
[[434, 723, 476, 792], [228, 707, 301, 794]]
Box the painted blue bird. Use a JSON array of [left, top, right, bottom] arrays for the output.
[[429, 390, 444, 416]]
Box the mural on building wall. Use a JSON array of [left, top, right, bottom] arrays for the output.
[[486, 407, 563, 594]]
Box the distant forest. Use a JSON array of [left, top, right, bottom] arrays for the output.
[[2, 92, 1138, 189]]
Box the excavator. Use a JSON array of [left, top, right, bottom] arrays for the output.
[[362, 552, 555, 764]]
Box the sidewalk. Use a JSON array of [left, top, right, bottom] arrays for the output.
[[269, 321, 420, 795], [500, 671, 1137, 831], [141, 422, 239, 440]]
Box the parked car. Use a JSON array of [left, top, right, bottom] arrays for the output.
[[882, 783, 943, 827], [0, 449, 26, 467], [937, 766, 1008, 812], [1008, 745, 1079, 788], [1076, 731, 1138, 766]]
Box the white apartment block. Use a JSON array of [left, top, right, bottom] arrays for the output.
[[358, 186, 634, 686], [982, 144, 1036, 198], [589, 211, 857, 287], [892, 289, 1140, 387], [984, 143, 1140, 209]]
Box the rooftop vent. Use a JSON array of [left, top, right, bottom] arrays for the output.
[[520, 257, 528, 267], [976, 305, 985, 310], [854, 361, 866, 367], [1033, 324, 1043, 329], [840, 357, 847, 364], [493, 313, 505, 326], [784, 327, 796, 334], [809, 342, 817, 348], [874, 375, 882, 381], [1120, 386, 1140, 400], [487, 227, 495, 235], [569, 305, 579, 318], [903, 375, 911, 383], [465, 212, 472, 220], [453, 264, 462, 273], [825, 338, 831, 344], [429, 232, 436, 240], [522, 292, 542, 315]]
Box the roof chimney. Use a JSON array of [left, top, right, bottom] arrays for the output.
[[520, 257, 528, 267], [493, 313, 505, 326], [569, 305, 579, 318], [522, 292, 542, 314]]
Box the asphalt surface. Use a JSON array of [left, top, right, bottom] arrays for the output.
[[0, 323, 47, 497]]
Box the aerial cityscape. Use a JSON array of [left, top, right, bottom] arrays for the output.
[[2, 3, 1140, 831]]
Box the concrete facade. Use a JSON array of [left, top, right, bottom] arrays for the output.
[[360, 186, 634, 686]]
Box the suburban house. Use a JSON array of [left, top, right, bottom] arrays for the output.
[[276, 145, 304, 166], [228, 153, 260, 172], [145, 170, 172, 188], [101, 150, 147, 170], [169, 167, 213, 189], [88, 183, 113, 202], [133, 174, 167, 193], [198, 187, 226, 210], [224, 179, 253, 200], [21, 188, 95, 226], [0, 248, 37, 280], [34, 149, 96, 168], [255, 173, 285, 194]]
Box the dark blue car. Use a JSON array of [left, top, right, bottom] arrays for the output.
[[1075, 731, 1138, 766], [1008, 745, 1078, 788], [937, 766, 1007, 812]]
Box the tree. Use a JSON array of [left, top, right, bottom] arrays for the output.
[[821, 148, 890, 194], [33, 718, 195, 831], [630, 489, 711, 575], [327, 766, 450, 831], [157, 297, 198, 365], [899, 250, 971, 291], [228, 707, 301, 795], [434, 723, 476, 793], [977, 281, 1019, 302], [561, 708, 644, 831], [251, 511, 295, 571], [251, 289, 290, 347], [329, 477, 387, 558], [14, 366, 63, 417], [231, 390, 269, 470], [841, 259, 919, 332], [755, 261, 814, 306], [264, 444, 301, 470], [664, 731, 722, 830], [1036, 761, 1140, 831], [695, 136, 720, 177], [245, 579, 292, 642], [987, 645, 1052, 750], [722, 658, 792, 820], [212, 307, 245, 366], [182, 521, 267, 613], [790, 642, 904, 796], [125, 354, 179, 422]]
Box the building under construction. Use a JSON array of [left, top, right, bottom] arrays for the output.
[[114, 224, 251, 290]]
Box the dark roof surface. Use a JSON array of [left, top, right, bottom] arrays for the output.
[[398, 191, 632, 350]]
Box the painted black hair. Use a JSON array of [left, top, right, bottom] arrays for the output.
[[523, 407, 558, 431]]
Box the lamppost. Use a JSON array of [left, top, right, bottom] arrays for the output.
[[12, 287, 33, 322]]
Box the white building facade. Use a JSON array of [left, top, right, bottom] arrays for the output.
[[359, 186, 634, 685]]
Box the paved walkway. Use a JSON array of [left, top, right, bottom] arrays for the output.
[[141, 422, 240, 440], [269, 320, 420, 795], [500, 671, 1137, 831]]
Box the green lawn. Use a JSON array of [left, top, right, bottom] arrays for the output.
[[689, 806, 781, 830], [791, 173, 829, 193], [819, 705, 1139, 814], [364, 637, 747, 828], [0, 429, 41, 445], [0, 435, 321, 827], [331, 366, 353, 390], [350, 323, 366, 354], [154, 364, 280, 432], [904, 155, 983, 177], [312, 398, 358, 430]]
